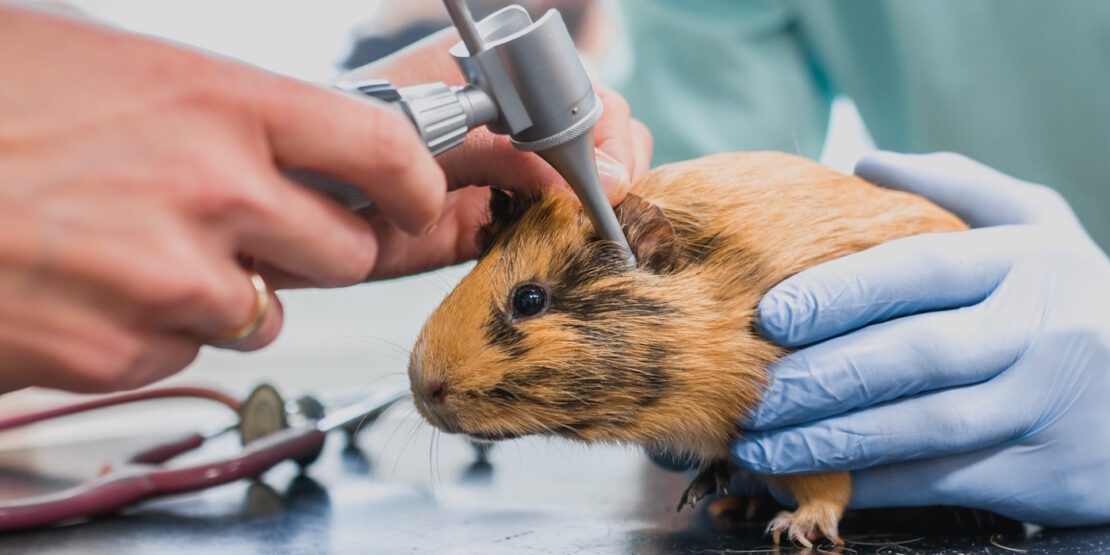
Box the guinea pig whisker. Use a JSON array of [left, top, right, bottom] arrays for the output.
[[431, 429, 443, 500], [434, 429, 450, 503], [549, 437, 586, 477], [340, 372, 411, 436], [388, 414, 427, 485], [514, 438, 524, 480], [350, 372, 409, 401], [373, 403, 418, 463], [349, 390, 408, 440], [425, 270, 455, 293], [332, 334, 411, 360], [354, 335, 413, 358], [427, 429, 438, 501]]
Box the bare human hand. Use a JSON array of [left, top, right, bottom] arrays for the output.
[[0, 6, 446, 392], [0, 8, 651, 393]]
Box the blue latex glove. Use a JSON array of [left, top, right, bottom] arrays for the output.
[[733, 151, 1110, 526]]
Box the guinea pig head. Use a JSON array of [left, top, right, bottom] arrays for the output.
[[409, 189, 681, 444]]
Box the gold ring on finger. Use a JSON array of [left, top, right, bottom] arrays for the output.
[[204, 270, 270, 348]]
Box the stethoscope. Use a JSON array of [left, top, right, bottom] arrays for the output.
[[0, 383, 409, 532]]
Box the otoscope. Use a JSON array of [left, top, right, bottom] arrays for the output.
[[290, 0, 637, 266]]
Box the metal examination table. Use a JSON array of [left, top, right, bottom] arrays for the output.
[[1, 414, 1107, 555]]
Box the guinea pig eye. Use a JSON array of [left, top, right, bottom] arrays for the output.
[[511, 283, 549, 319]]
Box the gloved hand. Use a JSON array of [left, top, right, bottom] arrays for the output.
[[733, 151, 1110, 526]]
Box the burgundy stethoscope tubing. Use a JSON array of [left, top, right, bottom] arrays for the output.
[[0, 425, 326, 531]]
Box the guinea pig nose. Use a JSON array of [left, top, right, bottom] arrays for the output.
[[425, 379, 448, 404]]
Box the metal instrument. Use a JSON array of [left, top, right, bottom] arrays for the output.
[[292, 0, 637, 266]]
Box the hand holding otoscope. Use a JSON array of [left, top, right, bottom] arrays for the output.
[[291, 0, 639, 266], [0, 2, 648, 394]]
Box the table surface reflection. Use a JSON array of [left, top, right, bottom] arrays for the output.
[[0, 409, 1107, 555]]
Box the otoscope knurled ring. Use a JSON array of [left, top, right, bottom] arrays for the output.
[[509, 96, 603, 152]]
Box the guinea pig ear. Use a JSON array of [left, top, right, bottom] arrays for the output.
[[488, 187, 513, 222], [477, 188, 533, 256], [615, 194, 677, 273]]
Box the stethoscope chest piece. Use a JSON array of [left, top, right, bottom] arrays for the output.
[[239, 384, 288, 446], [239, 384, 327, 468]]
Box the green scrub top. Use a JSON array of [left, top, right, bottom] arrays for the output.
[[613, 0, 1110, 251]]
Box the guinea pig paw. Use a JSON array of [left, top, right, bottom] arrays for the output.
[[766, 504, 843, 548], [676, 459, 736, 512]]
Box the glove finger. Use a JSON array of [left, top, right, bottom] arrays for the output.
[[745, 292, 1030, 430], [732, 373, 1034, 475], [758, 226, 1016, 347], [854, 151, 1077, 228]]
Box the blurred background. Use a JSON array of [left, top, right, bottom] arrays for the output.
[[0, 0, 870, 449]]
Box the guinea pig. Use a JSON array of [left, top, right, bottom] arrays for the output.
[[408, 151, 966, 546]]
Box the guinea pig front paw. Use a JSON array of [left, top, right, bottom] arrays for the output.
[[766, 502, 843, 548], [677, 459, 737, 511]]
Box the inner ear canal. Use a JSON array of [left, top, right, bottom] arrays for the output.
[[615, 194, 677, 273], [477, 188, 514, 256]]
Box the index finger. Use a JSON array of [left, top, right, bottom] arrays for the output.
[[757, 227, 1013, 347], [255, 75, 447, 236], [732, 379, 1030, 476], [746, 297, 1026, 431], [855, 151, 1076, 229]]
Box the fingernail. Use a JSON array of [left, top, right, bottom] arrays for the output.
[[595, 149, 631, 200]]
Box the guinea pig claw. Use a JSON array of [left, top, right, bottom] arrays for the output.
[[766, 505, 843, 548], [676, 459, 737, 512], [676, 490, 699, 512], [676, 477, 712, 511]]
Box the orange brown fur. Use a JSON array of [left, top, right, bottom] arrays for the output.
[[409, 152, 966, 544]]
